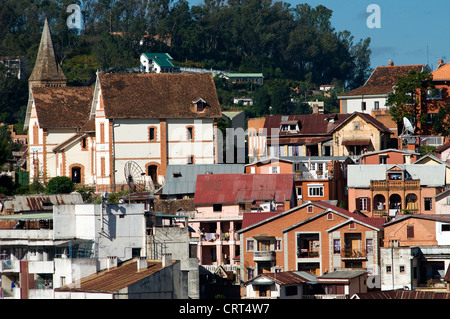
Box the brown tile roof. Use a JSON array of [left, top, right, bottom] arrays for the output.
[[333, 112, 393, 134], [98, 72, 222, 119], [57, 259, 170, 293], [32, 86, 94, 129], [264, 113, 352, 136], [342, 64, 428, 97]]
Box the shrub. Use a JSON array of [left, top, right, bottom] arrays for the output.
[[46, 176, 74, 194]]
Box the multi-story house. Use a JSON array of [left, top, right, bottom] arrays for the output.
[[190, 173, 295, 268], [140, 53, 175, 73], [244, 156, 352, 207], [381, 214, 450, 290], [338, 60, 430, 139], [261, 111, 392, 160], [347, 164, 446, 218], [237, 200, 384, 283]]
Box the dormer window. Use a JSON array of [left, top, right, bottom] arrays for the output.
[[193, 98, 207, 112]]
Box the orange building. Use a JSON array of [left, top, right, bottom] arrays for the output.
[[237, 201, 384, 282], [358, 148, 419, 165], [245, 156, 352, 207]]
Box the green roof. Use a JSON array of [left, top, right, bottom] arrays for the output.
[[141, 53, 174, 68], [223, 73, 263, 78], [0, 213, 53, 220]]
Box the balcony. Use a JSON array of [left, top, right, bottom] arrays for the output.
[[294, 171, 329, 181], [253, 251, 275, 262], [297, 249, 320, 258], [370, 180, 420, 191], [341, 248, 367, 260]]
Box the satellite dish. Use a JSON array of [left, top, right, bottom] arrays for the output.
[[124, 161, 145, 192], [401, 117, 415, 136]]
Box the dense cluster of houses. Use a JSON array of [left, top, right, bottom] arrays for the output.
[[3, 18, 450, 300]]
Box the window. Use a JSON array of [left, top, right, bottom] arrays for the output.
[[400, 265, 405, 273], [275, 239, 282, 251], [81, 137, 88, 150], [100, 122, 105, 143], [327, 213, 334, 220], [358, 197, 369, 211], [296, 187, 302, 200], [427, 89, 442, 100], [271, 166, 280, 174], [386, 265, 392, 273], [246, 239, 255, 252], [247, 268, 255, 280], [354, 121, 360, 130], [307, 205, 313, 213], [349, 222, 356, 229], [374, 101, 379, 110], [424, 197, 432, 211], [149, 127, 156, 141], [213, 204, 222, 212], [361, 102, 366, 111], [442, 224, 450, 232], [317, 163, 323, 171], [366, 239, 373, 254], [308, 184, 324, 197], [407, 225, 414, 238], [187, 155, 194, 165], [426, 113, 436, 124], [379, 155, 387, 164], [187, 126, 194, 141], [333, 239, 341, 254]]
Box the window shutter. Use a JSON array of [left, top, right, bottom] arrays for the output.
[[407, 225, 414, 238], [367, 197, 371, 211], [356, 198, 360, 210]]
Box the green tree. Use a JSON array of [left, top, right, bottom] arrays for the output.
[[386, 70, 434, 134], [46, 176, 75, 194], [432, 101, 450, 137]]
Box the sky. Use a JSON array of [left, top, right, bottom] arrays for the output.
[[188, 0, 450, 70]]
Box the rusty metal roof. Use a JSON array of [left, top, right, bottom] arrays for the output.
[[193, 174, 294, 205], [57, 259, 171, 293], [2, 193, 84, 214]]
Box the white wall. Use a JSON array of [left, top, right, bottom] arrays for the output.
[[342, 96, 387, 114], [436, 222, 450, 245]]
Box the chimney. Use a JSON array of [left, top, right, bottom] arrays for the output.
[[162, 253, 172, 267], [388, 60, 394, 67], [438, 57, 445, 68], [137, 257, 148, 271]]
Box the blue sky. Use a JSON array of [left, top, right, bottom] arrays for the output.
[[188, 0, 450, 70]]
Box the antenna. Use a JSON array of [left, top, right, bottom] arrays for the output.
[[400, 117, 415, 137]]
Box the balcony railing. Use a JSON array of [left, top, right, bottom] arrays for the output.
[[294, 171, 329, 181], [253, 251, 276, 262], [341, 248, 367, 260], [297, 249, 320, 258], [370, 180, 420, 191]]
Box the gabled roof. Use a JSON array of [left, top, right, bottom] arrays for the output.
[[435, 141, 450, 154], [193, 174, 294, 205], [238, 200, 384, 234], [162, 164, 245, 196], [340, 64, 428, 97], [358, 148, 420, 159], [264, 113, 352, 136], [282, 201, 385, 232], [413, 153, 450, 168], [97, 72, 221, 119], [141, 53, 174, 68], [383, 214, 450, 227], [330, 112, 393, 134], [30, 86, 94, 129]]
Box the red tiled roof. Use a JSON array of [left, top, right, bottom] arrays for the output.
[[193, 174, 294, 205], [342, 64, 427, 97]]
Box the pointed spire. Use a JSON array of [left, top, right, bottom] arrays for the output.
[[29, 17, 66, 88]]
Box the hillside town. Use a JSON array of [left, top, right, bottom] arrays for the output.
[[2, 14, 450, 302]]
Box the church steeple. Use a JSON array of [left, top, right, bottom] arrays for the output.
[[29, 17, 66, 88]]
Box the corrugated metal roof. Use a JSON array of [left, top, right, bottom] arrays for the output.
[[0, 212, 53, 220], [347, 164, 446, 188], [2, 193, 84, 213], [162, 164, 245, 196], [193, 174, 294, 205], [57, 259, 171, 293]]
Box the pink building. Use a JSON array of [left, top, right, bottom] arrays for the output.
[[189, 174, 295, 266]]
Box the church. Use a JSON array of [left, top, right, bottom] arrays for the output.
[[24, 18, 222, 193]]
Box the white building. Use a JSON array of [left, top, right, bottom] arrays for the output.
[[140, 53, 175, 73]]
